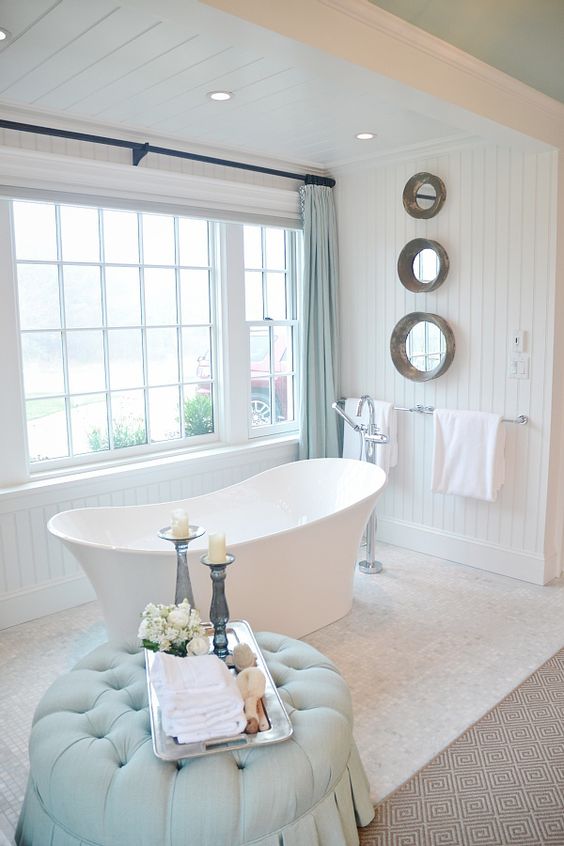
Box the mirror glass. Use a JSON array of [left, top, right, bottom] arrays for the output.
[[390, 312, 455, 381], [412, 248, 440, 284], [415, 182, 437, 211], [397, 238, 449, 293], [406, 320, 446, 371], [403, 172, 446, 219]]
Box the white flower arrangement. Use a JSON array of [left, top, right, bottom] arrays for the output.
[[138, 599, 209, 657]]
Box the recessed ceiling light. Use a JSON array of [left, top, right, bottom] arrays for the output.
[[208, 91, 233, 101], [0, 28, 11, 42], [355, 132, 376, 140]]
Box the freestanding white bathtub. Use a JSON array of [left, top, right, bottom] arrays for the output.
[[48, 458, 386, 641]]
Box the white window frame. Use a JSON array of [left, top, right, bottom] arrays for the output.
[[0, 193, 301, 484], [245, 226, 301, 439], [11, 200, 220, 472]]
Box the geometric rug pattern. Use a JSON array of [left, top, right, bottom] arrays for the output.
[[359, 648, 564, 846]]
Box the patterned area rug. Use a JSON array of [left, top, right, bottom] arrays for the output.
[[359, 648, 564, 846]]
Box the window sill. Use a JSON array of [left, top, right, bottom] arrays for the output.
[[0, 435, 299, 504]]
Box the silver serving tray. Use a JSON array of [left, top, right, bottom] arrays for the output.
[[145, 620, 293, 760]]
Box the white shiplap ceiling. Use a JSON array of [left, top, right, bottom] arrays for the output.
[[0, 0, 475, 169]]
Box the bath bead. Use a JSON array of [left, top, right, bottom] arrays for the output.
[[171, 509, 189, 538], [208, 532, 227, 563], [232, 643, 256, 671]]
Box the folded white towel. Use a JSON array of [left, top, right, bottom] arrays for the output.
[[163, 705, 245, 730], [342, 398, 398, 472], [150, 652, 246, 742], [151, 652, 231, 694], [175, 717, 247, 745], [431, 409, 506, 501], [162, 711, 247, 743], [158, 693, 244, 721]]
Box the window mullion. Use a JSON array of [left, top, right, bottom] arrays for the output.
[[99, 209, 113, 451], [55, 205, 73, 459], [138, 213, 151, 445], [174, 216, 185, 440], [220, 222, 249, 443]]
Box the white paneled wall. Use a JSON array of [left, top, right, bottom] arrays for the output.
[[336, 144, 557, 583], [0, 441, 298, 629]]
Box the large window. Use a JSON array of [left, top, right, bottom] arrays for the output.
[[10, 200, 300, 471]]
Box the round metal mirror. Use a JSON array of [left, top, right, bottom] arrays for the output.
[[397, 238, 449, 293], [390, 312, 455, 381], [402, 172, 446, 219]]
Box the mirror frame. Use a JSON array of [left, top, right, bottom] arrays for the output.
[[390, 312, 455, 382], [397, 238, 449, 293], [402, 172, 446, 219]]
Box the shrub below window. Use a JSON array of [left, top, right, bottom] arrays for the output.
[[88, 418, 147, 452], [183, 394, 213, 437]]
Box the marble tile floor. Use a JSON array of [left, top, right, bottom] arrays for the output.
[[2, 543, 564, 844]]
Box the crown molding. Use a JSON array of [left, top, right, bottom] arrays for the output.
[[202, 0, 563, 147], [319, 0, 564, 121]]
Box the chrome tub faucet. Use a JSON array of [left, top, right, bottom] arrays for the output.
[[332, 396, 389, 575]]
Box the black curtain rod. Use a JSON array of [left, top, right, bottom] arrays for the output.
[[0, 118, 336, 188]]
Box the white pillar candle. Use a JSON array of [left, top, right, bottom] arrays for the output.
[[208, 532, 227, 563], [170, 508, 189, 538]]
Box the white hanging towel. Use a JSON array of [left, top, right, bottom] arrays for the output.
[[431, 409, 506, 501], [341, 398, 398, 473]]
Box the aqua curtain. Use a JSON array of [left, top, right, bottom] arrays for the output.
[[299, 179, 340, 459]]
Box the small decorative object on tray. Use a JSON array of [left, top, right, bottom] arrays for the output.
[[200, 534, 235, 660], [145, 620, 293, 760], [157, 516, 205, 608], [138, 599, 209, 658]]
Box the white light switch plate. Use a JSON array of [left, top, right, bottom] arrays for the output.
[[512, 330, 525, 352], [509, 353, 529, 379]]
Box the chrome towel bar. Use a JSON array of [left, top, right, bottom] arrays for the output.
[[336, 400, 528, 425], [393, 404, 528, 425]]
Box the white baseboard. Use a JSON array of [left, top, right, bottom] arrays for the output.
[[0, 574, 96, 630], [377, 516, 550, 585]]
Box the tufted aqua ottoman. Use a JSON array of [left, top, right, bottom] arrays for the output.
[[16, 632, 374, 846]]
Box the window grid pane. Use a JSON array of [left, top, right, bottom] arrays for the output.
[[13, 201, 215, 464]]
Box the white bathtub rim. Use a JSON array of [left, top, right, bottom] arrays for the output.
[[47, 459, 387, 556]]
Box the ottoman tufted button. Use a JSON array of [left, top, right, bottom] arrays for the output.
[[16, 636, 375, 846]]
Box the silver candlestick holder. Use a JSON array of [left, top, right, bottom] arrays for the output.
[[200, 552, 235, 660], [158, 525, 205, 607]]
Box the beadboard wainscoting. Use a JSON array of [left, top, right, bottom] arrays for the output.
[[336, 144, 558, 584], [0, 440, 298, 630]]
